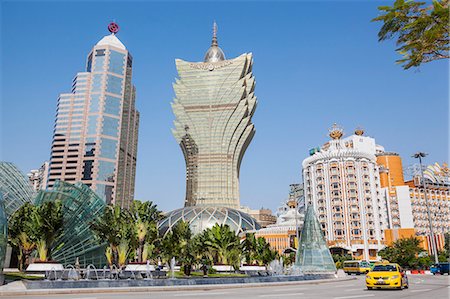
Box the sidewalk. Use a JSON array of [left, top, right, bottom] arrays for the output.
[[0, 277, 356, 296]]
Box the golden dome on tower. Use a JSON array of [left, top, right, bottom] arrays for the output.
[[355, 127, 364, 136], [329, 123, 344, 140]]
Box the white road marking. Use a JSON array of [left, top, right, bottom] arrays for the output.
[[333, 295, 375, 299], [173, 292, 230, 297], [335, 284, 357, 288], [260, 286, 309, 291], [410, 288, 432, 292], [258, 293, 304, 297], [345, 288, 364, 291]]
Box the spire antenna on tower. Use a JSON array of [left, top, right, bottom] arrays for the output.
[[212, 21, 218, 46]]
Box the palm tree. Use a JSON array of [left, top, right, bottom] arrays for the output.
[[117, 239, 131, 269], [202, 224, 241, 266], [255, 237, 278, 266], [130, 200, 162, 262], [30, 200, 63, 261], [243, 233, 258, 265], [8, 203, 35, 271], [91, 205, 134, 266], [131, 200, 164, 224], [135, 220, 147, 263], [17, 232, 35, 270], [160, 221, 199, 275]]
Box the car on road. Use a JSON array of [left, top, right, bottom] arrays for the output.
[[365, 263, 409, 290], [431, 262, 450, 275]]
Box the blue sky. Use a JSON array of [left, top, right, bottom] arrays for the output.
[[1, 1, 448, 213]]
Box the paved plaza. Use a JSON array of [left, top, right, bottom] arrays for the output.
[[2, 275, 449, 299]]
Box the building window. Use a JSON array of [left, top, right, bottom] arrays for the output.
[[92, 74, 103, 92], [102, 116, 119, 137], [100, 138, 118, 159], [104, 95, 121, 116], [106, 75, 123, 95], [108, 51, 125, 75], [82, 160, 94, 180]]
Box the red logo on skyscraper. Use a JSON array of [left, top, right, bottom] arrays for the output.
[[108, 22, 119, 34]]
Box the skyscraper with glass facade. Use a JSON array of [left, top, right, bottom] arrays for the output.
[[171, 23, 257, 209], [47, 25, 139, 209]]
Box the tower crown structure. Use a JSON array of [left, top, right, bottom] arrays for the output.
[[172, 24, 257, 209], [204, 22, 226, 62]]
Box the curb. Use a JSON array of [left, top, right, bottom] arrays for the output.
[[0, 277, 356, 296]]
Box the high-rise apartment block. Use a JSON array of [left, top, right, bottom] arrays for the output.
[[302, 125, 388, 261], [171, 23, 256, 209], [28, 161, 49, 191], [47, 24, 139, 208]]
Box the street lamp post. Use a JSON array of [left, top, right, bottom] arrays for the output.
[[412, 152, 439, 265]]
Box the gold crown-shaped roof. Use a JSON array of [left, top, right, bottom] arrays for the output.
[[355, 127, 364, 136], [329, 123, 344, 140]]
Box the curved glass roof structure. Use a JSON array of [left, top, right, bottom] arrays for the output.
[[0, 162, 34, 218], [35, 181, 106, 268], [158, 206, 260, 237]]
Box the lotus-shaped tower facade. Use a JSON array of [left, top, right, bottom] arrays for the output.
[[171, 23, 257, 209]]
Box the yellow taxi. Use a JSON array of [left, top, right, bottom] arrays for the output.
[[366, 263, 409, 290]]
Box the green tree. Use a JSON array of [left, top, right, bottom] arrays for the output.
[[242, 233, 258, 265], [8, 203, 36, 271], [91, 205, 134, 267], [378, 237, 423, 269], [30, 200, 63, 261], [130, 200, 162, 263], [8, 201, 64, 270], [161, 221, 199, 275], [201, 224, 241, 266], [130, 200, 164, 224], [254, 237, 278, 266], [372, 0, 449, 69]]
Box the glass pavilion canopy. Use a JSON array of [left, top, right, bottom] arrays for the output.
[[158, 206, 260, 237]]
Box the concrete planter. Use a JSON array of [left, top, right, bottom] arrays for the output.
[[26, 263, 64, 272], [212, 265, 234, 272], [240, 265, 266, 271], [125, 264, 156, 272]]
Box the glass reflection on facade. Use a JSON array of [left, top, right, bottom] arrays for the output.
[[34, 181, 106, 268], [171, 25, 257, 209], [0, 162, 34, 218], [295, 206, 336, 273], [47, 28, 139, 209], [158, 206, 260, 237]]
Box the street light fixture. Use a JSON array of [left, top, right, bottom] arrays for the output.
[[412, 152, 439, 265]]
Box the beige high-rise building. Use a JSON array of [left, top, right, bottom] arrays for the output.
[[47, 23, 139, 208], [302, 124, 388, 261]]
